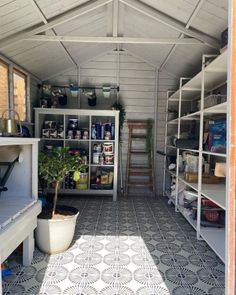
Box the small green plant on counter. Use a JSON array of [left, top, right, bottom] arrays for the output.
[[38, 147, 87, 217], [111, 101, 126, 139]]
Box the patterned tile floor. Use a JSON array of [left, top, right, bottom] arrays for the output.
[[3, 196, 225, 295]]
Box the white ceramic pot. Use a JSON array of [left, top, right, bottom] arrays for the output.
[[35, 207, 79, 254]]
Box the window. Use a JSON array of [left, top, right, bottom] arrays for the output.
[[0, 60, 9, 116], [13, 69, 27, 121], [0, 58, 29, 122]]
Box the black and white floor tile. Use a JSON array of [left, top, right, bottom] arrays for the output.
[[2, 196, 225, 294]]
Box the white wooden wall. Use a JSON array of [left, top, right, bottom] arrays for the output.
[[155, 71, 178, 195], [44, 50, 178, 196]]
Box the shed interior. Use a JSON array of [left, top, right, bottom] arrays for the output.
[[0, 1, 233, 295]]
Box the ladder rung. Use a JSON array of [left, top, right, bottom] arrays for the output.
[[128, 171, 152, 176], [130, 165, 151, 169], [130, 150, 148, 154], [127, 181, 153, 187], [131, 134, 146, 140]]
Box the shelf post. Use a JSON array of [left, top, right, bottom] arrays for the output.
[[196, 55, 206, 240]]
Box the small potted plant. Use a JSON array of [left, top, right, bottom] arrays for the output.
[[35, 147, 87, 254]]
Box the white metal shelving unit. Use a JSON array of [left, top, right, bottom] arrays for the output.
[[35, 108, 119, 201], [164, 49, 228, 262]]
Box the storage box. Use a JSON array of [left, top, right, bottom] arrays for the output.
[[208, 119, 226, 153], [184, 172, 220, 184]]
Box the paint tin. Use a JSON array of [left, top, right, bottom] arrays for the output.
[[50, 129, 57, 138], [75, 130, 81, 139], [42, 129, 50, 138], [105, 154, 114, 165], [103, 142, 113, 155], [67, 130, 74, 139]]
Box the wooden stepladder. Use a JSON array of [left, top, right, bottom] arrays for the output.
[[125, 120, 155, 197]]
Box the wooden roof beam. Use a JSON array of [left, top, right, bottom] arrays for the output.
[[159, 0, 206, 70], [23, 35, 205, 45], [120, 0, 220, 49], [113, 0, 119, 37], [0, 0, 112, 50], [28, 0, 78, 66]]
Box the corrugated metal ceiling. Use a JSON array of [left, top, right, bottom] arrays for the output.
[[0, 0, 228, 80]]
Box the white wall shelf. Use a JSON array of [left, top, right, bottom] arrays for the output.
[[200, 227, 225, 262], [178, 204, 197, 230], [35, 108, 119, 201], [168, 50, 227, 102], [202, 151, 226, 157], [164, 49, 227, 263]]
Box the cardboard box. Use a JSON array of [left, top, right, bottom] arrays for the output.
[[184, 172, 220, 184]]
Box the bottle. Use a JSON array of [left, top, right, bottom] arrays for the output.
[[101, 123, 105, 140], [95, 122, 101, 139], [111, 123, 115, 140], [91, 124, 96, 139]]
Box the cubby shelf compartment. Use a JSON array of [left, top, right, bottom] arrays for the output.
[[200, 227, 225, 262]]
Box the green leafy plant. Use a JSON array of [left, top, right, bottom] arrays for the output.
[[38, 147, 87, 217], [111, 101, 126, 139], [146, 118, 154, 156]]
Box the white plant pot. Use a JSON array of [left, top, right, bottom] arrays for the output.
[[35, 207, 79, 254]]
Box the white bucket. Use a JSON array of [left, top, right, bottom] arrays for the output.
[[103, 142, 113, 155]]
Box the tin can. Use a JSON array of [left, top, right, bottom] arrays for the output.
[[105, 154, 114, 165], [103, 142, 113, 155], [83, 130, 89, 136], [44, 121, 57, 129], [50, 129, 57, 138], [75, 130, 81, 139], [91, 124, 96, 139], [67, 130, 74, 139], [42, 129, 50, 138], [57, 130, 64, 139]]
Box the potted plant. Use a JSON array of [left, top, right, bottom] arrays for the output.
[[35, 147, 87, 254]]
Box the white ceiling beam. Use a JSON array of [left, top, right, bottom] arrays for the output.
[[113, 0, 119, 37], [0, 0, 112, 50], [28, 0, 77, 66], [23, 35, 204, 45], [160, 0, 206, 70], [120, 0, 220, 49]]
